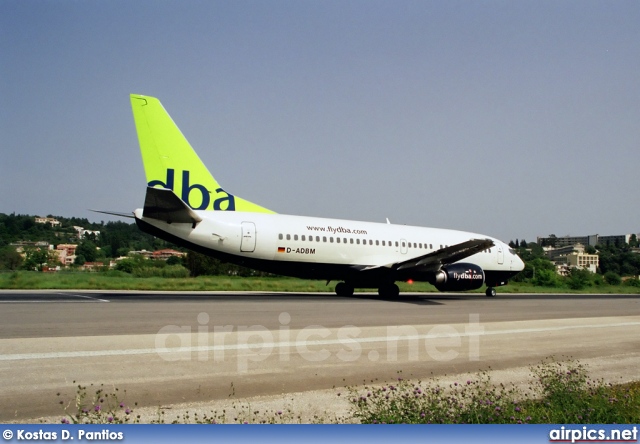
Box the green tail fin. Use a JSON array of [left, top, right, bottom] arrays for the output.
[[130, 94, 275, 214]]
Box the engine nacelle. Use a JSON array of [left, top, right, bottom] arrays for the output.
[[433, 263, 485, 292]]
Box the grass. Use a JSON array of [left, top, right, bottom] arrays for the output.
[[1, 271, 639, 293], [55, 358, 640, 424]]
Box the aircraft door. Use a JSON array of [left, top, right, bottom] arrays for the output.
[[400, 239, 408, 254], [240, 222, 256, 252], [497, 245, 504, 264]]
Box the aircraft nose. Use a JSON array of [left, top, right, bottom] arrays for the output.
[[513, 253, 525, 271]]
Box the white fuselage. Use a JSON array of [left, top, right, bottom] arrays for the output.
[[134, 209, 524, 276]]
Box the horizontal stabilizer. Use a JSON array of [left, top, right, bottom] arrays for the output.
[[143, 187, 202, 225], [90, 210, 135, 219]]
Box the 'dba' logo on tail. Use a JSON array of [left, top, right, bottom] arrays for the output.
[[149, 169, 236, 211]]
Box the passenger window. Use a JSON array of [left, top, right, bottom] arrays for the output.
[[430, 244, 433, 249], [395, 241, 399, 247], [309, 236, 313, 242], [414, 243, 417, 248], [294, 235, 298, 241], [344, 238, 347, 244], [316, 236, 320, 242], [350, 238, 354, 244], [356, 239, 360, 245], [330, 237, 334, 243], [382, 240, 386, 246], [323, 236, 327, 242], [286, 234, 291, 240], [301, 235, 306, 241], [337, 237, 341, 243], [279, 234, 283, 240]]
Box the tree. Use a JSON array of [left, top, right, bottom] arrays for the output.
[[22, 247, 54, 271], [76, 240, 98, 263], [166, 255, 182, 266], [566, 268, 592, 290], [0, 246, 23, 270], [604, 271, 622, 286], [532, 269, 559, 287], [520, 239, 528, 248]]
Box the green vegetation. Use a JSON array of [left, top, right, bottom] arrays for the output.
[[509, 240, 640, 292], [55, 359, 640, 424], [348, 359, 640, 424]]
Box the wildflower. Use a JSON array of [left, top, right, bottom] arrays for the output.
[[94, 405, 101, 412], [467, 380, 471, 385], [515, 407, 521, 412], [125, 409, 131, 415], [120, 403, 125, 408], [60, 418, 69, 424], [108, 416, 113, 423], [277, 411, 282, 415]]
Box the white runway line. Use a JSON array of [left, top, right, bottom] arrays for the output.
[[0, 293, 109, 303], [1, 320, 639, 362]]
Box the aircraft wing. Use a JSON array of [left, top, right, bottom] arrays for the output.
[[394, 238, 495, 272], [142, 187, 202, 225]]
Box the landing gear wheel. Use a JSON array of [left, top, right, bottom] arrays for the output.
[[335, 282, 354, 297], [485, 287, 496, 297], [378, 283, 400, 297]]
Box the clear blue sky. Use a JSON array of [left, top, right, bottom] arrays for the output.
[[1, 1, 638, 243]]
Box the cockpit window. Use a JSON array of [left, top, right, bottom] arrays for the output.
[[509, 248, 517, 254]]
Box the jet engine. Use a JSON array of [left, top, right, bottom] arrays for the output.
[[433, 263, 485, 291]]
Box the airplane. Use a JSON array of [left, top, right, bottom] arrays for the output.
[[120, 94, 524, 298]]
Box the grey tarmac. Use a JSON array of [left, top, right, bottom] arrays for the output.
[[0, 290, 638, 422]]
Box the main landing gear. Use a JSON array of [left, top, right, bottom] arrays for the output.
[[335, 282, 354, 297], [485, 287, 497, 297], [377, 283, 400, 298]]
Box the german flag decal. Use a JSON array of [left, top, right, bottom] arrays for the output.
[[277, 247, 286, 253]]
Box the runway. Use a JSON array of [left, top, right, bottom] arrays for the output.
[[1, 290, 639, 421]]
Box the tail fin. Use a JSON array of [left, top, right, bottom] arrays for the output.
[[130, 94, 275, 214]]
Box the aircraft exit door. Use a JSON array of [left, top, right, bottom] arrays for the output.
[[240, 222, 256, 252]]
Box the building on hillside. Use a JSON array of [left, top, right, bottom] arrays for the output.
[[597, 234, 631, 247], [537, 234, 632, 248], [537, 235, 598, 248], [152, 249, 186, 260], [128, 250, 154, 259], [546, 244, 585, 261], [566, 252, 599, 273], [82, 262, 104, 271], [73, 226, 100, 240], [55, 244, 77, 266], [35, 217, 61, 227], [10, 241, 51, 254]]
